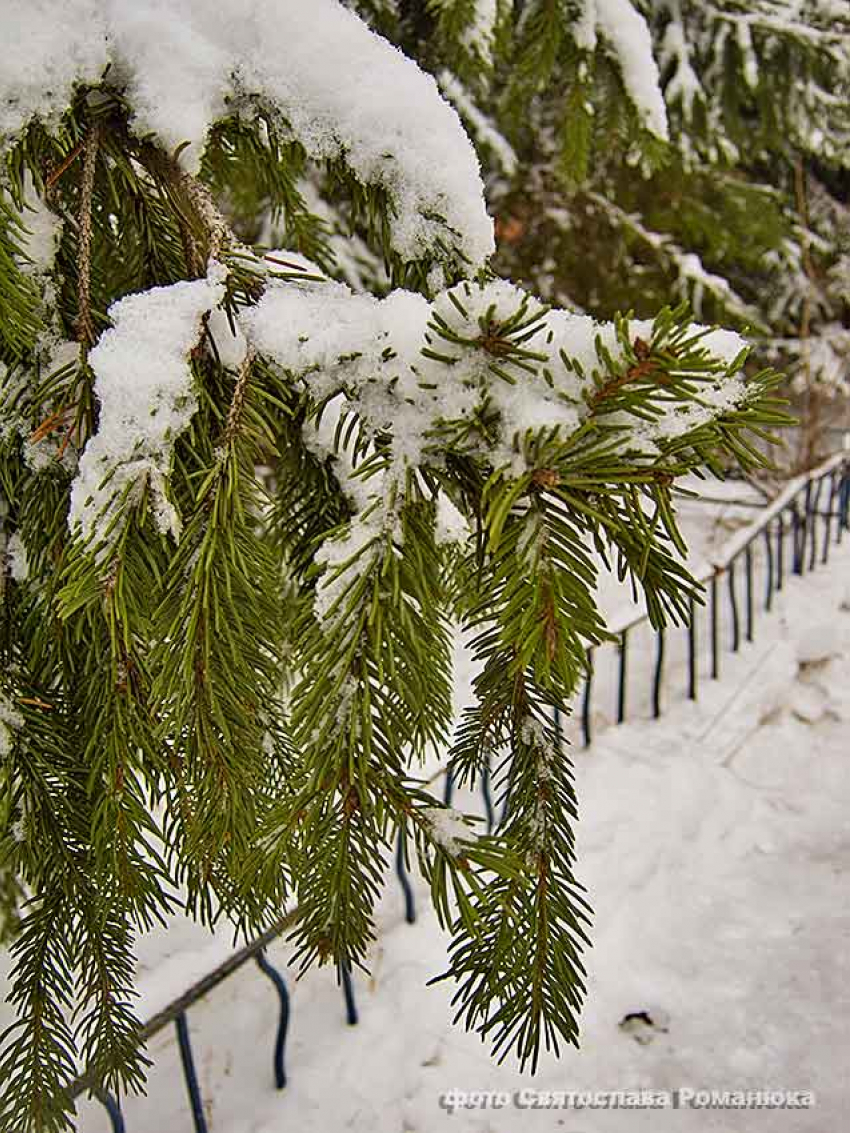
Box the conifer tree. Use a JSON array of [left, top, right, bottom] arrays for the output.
[[399, 1, 850, 470], [0, 3, 789, 1129]]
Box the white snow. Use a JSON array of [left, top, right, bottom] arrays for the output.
[[594, 0, 670, 140], [15, 173, 61, 275], [68, 261, 227, 545], [206, 305, 249, 369], [2, 0, 494, 271], [795, 619, 840, 667], [659, 1, 702, 118], [421, 805, 474, 856], [1, 1, 109, 146], [312, 506, 385, 625], [0, 694, 23, 759], [459, 0, 497, 69], [246, 272, 752, 521], [242, 277, 427, 404], [434, 492, 470, 546], [6, 532, 29, 581], [734, 17, 759, 90], [574, 0, 598, 53]]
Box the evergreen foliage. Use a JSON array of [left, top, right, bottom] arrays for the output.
[[0, 2, 796, 1129], [389, 1, 850, 468]]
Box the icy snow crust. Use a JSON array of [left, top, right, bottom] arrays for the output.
[[2, 0, 494, 270]]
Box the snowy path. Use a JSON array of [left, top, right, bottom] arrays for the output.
[[70, 519, 850, 1132]]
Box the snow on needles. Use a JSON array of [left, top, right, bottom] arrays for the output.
[[421, 806, 475, 857], [0, 694, 23, 759], [244, 275, 751, 479], [243, 272, 750, 626], [582, 0, 669, 141], [70, 262, 750, 560], [69, 263, 227, 545], [2, 0, 493, 272]]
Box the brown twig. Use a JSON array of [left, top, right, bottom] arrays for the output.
[[588, 357, 661, 409], [222, 347, 256, 447], [44, 139, 86, 193], [29, 406, 73, 444], [76, 126, 101, 351], [139, 145, 232, 271], [17, 697, 54, 711]]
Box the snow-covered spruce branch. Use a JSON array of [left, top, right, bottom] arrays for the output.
[[7, 253, 787, 1117], [437, 698, 592, 1071], [0, 1, 799, 1126], [0, 0, 494, 276]]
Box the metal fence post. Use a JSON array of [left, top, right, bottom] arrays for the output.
[[481, 755, 495, 833], [617, 630, 628, 724], [836, 471, 847, 542], [175, 1012, 208, 1133], [443, 767, 454, 806], [808, 476, 823, 571], [792, 502, 803, 575], [823, 469, 837, 563], [255, 950, 290, 1089], [801, 480, 813, 574], [745, 543, 754, 643], [582, 648, 593, 747], [340, 963, 358, 1026], [728, 561, 740, 652], [395, 825, 416, 924], [764, 524, 774, 611], [95, 1092, 125, 1133], [711, 573, 719, 680], [652, 629, 664, 718]]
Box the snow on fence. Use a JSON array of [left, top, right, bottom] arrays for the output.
[[72, 452, 850, 1133]]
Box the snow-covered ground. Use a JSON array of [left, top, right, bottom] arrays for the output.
[[55, 482, 850, 1133]]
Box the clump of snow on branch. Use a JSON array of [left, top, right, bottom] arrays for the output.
[[435, 493, 471, 545], [206, 305, 249, 369], [244, 272, 751, 475], [1, 0, 108, 143], [2, 0, 493, 272], [422, 805, 475, 856], [658, 0, 702, 118], [578, 0, 669, 141], [6, 533, 29, 582], [15, 173, 61, 275], [520, 715, 556, 771], [68, 262, 227, 545], [460, 0, 498, 69], [242, 269, 751, 624], [0, 694, 23, 759], [311, 505, 387, 624]]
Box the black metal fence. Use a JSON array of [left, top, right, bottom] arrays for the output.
[[75, 452, 850, 1132], [574, 451, 850, 748]]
